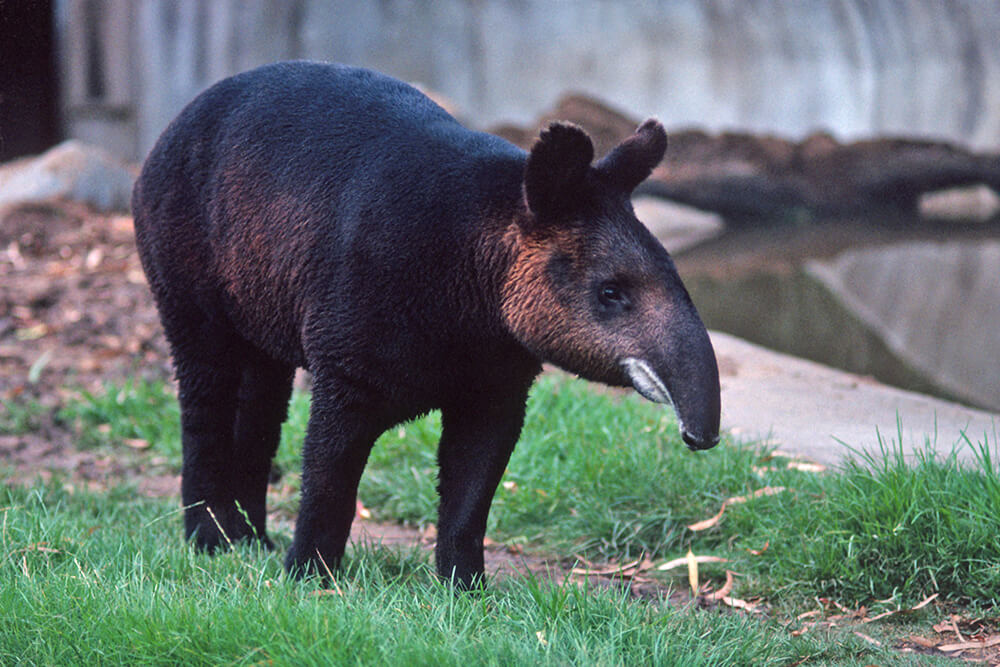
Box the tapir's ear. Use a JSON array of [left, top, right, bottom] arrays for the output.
[[594, 119, 667, 193], [523, 122, 595, 219]]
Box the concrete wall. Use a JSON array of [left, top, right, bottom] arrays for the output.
[[56, 0, 1000, 161]]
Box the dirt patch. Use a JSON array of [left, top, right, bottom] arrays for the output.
[[1, 201, 171, 399], [1, 201, 175, 492]]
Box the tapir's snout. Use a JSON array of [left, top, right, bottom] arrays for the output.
[[682, 429, 719, 451], [621, 314, 721, 451]]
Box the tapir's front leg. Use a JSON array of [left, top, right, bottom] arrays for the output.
[[285, 372, 384, 578], [436, 385, 531, 588]]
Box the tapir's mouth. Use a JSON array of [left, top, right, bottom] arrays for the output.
[[621, 356, 719, 451], [621, 357, 672, 405], [682, 430, 720, 451]]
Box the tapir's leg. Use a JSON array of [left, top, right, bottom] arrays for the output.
[[171, 334, 244, 552], [436, 386, 531, 588], [285, 371, 383, 577], [229, 356, 295, 546]]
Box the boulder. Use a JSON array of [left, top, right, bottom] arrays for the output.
[[492, 95, 1000, 224], [0, 140, 136, 213]]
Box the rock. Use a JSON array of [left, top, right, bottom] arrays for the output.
[[492, 95, 1000, 224], [0, 140, 136, 213], [918, 184, 1000, 223]]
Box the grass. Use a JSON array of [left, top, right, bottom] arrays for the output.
[[48, 375, 1000, 607], [1, 394, 49, 434], [0, 481, 844, 666], [7, 374, 997, 663]]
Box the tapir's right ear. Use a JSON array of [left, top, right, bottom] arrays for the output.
[[594, 119, 667, 193], [523, 122, 595, 220]]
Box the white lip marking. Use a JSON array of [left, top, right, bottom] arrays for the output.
[[621, 357, 672, 405], [622, 357, 688, 438]]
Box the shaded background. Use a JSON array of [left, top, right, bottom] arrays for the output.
[[3, 0, 998, 161]]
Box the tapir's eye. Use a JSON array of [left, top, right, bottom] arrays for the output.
[[598, 281, 630, 309]]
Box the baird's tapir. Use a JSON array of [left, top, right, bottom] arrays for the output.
[[132, 61, 720, 588]]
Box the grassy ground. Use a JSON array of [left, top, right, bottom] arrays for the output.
[[1, 481, 825, 666], [5, 374, 997, 664]]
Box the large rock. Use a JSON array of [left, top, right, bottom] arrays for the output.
[[492, 95, 1000, 224], [0, 140, 136, 213]]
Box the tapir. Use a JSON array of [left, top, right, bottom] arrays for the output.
[[132, 61, 721, 588]]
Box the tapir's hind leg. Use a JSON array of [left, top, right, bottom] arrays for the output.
[[172, 336, 243, 552], [163, 307, 290, 552], [229, 356, 295, 546]]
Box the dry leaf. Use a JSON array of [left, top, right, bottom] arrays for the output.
[[687, 549, 698, 595], [688, 487, 788, 531], [687, 504, 727, 531], [787, 461, 826, 473], [657, 555, 729, 571], [933, 620, 954, 634], [853, 631, 882, 646], [85, 247, 104, 270], [123, 438, 151, 450], [907, 635, 937, 649], [571, 558, 642, 578], [790, 623, 815, 637], [702, 570, 735, 601], [938, 636, 1000, 652], [722, 596, 760, 612], [748, 541, 770, 556], [535, 631, 548, 647], [16, 324, 48, 341], [863, 609, 898, 623]]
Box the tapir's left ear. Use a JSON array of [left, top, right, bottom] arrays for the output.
[[523, 122, 595, 219], [594, 119, 667, 193]]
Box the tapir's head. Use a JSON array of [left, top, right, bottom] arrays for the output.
[[502, 119, 721, 450]]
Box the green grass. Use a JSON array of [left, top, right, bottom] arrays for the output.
[[729, 431, 1000, 607], [21, 373, 998, 663], [49, 375, 1000, 610], [1, 394, 49, 434], [0, 480, 864, 666], [56, 378, 181, 454]]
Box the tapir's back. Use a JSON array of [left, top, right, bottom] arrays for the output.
[[135, 61, 518, 241]]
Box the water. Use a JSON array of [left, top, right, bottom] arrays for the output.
[[679, 233, 1000, 412]]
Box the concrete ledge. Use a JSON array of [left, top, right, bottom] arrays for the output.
[[713, 331, 999, 467]]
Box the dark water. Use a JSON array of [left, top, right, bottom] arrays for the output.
[[682, 238, 1000, 412]]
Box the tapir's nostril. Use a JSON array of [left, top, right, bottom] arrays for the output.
[[682, 430, 720, 451]]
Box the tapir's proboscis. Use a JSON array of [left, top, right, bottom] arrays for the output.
[[133, 61, 721, 589]]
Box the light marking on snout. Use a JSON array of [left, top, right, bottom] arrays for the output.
[[621, 357, 673, 406]]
